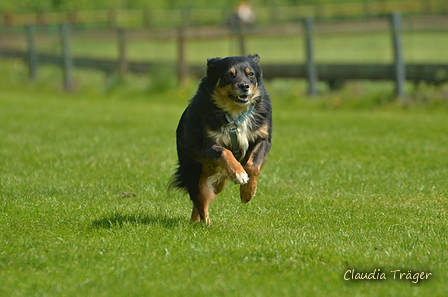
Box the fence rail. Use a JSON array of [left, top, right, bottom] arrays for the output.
[[2, 50, 446, 82], [1, 13, 447, 95], [1, 0, 447, 28]]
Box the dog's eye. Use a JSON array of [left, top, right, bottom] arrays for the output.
[[225, 72, 234, 78], [248, 72, 255, 77]]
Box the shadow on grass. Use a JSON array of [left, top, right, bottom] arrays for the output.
[[92, 212, 185, 229]]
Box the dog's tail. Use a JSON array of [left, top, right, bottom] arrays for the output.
[[168, 163, 185, 191], [168, 158, 202, 202]]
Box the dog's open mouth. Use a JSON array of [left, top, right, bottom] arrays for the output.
[[230, 94, 250, 104]]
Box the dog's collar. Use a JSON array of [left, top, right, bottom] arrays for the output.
[[224, 105, 254, 160]]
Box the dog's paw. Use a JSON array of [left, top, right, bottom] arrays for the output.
[[240, 180, 257, 203], [233, 171, 249, 184]]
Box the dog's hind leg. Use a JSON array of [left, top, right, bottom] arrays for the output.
[[191, 199, 211, 224], [191, 166, 217, 225], [195, 191, 214, 225], [191, 205, 201, 223], [214, 175, 228, 195]]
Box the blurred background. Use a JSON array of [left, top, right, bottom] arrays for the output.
[[0, 0, 447, 100]]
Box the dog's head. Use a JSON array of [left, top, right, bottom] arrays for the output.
[[206, 54, 262, 110]]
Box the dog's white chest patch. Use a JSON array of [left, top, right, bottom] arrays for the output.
[[207, 118, 259, 159]]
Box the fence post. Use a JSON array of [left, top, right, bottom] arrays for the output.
[[238, 31, 247, 56], [4, 12, 14, 28], [118, 28, 128, 76], [177, 25, 187, 86], [68, 11, 78, 27], [143, 10, 152, 27], [37, 12, 47, 28], [109, 10, 117, 29], [26, 25, 38, 80], [61, 23, 74, 91], [235, 18, 247, 56], [304, 17, 318, 96], [390, 12, 406, 97], [364, 1, 373, 18]]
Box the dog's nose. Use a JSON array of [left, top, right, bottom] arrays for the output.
[[238, 83, 250, 91]]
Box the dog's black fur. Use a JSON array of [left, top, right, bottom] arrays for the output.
[[170, 54, 272, 224]]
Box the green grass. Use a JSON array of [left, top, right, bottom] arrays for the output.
[[0, 61, 448, 296]]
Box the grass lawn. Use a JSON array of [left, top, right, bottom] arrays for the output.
[[0, 64, 447, 296]]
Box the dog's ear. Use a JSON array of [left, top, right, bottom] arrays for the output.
[[207, 57, 222, 69], [248, 54, 260, 64], [206, 57, 222, 80]]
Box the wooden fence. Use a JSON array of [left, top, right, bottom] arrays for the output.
[[1, 0, 448, 28], [0, 13, 447, 96]]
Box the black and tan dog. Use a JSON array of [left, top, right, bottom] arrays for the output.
[[170, 54, 272, 225]]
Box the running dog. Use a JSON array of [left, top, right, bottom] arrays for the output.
[[170, 54, 272, 225]]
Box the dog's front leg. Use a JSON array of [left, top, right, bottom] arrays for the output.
[[240, 140, 271, 203], [240, 164, 259, 203], [207, 144, 249, 184], [220, 149, 249, 184]]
